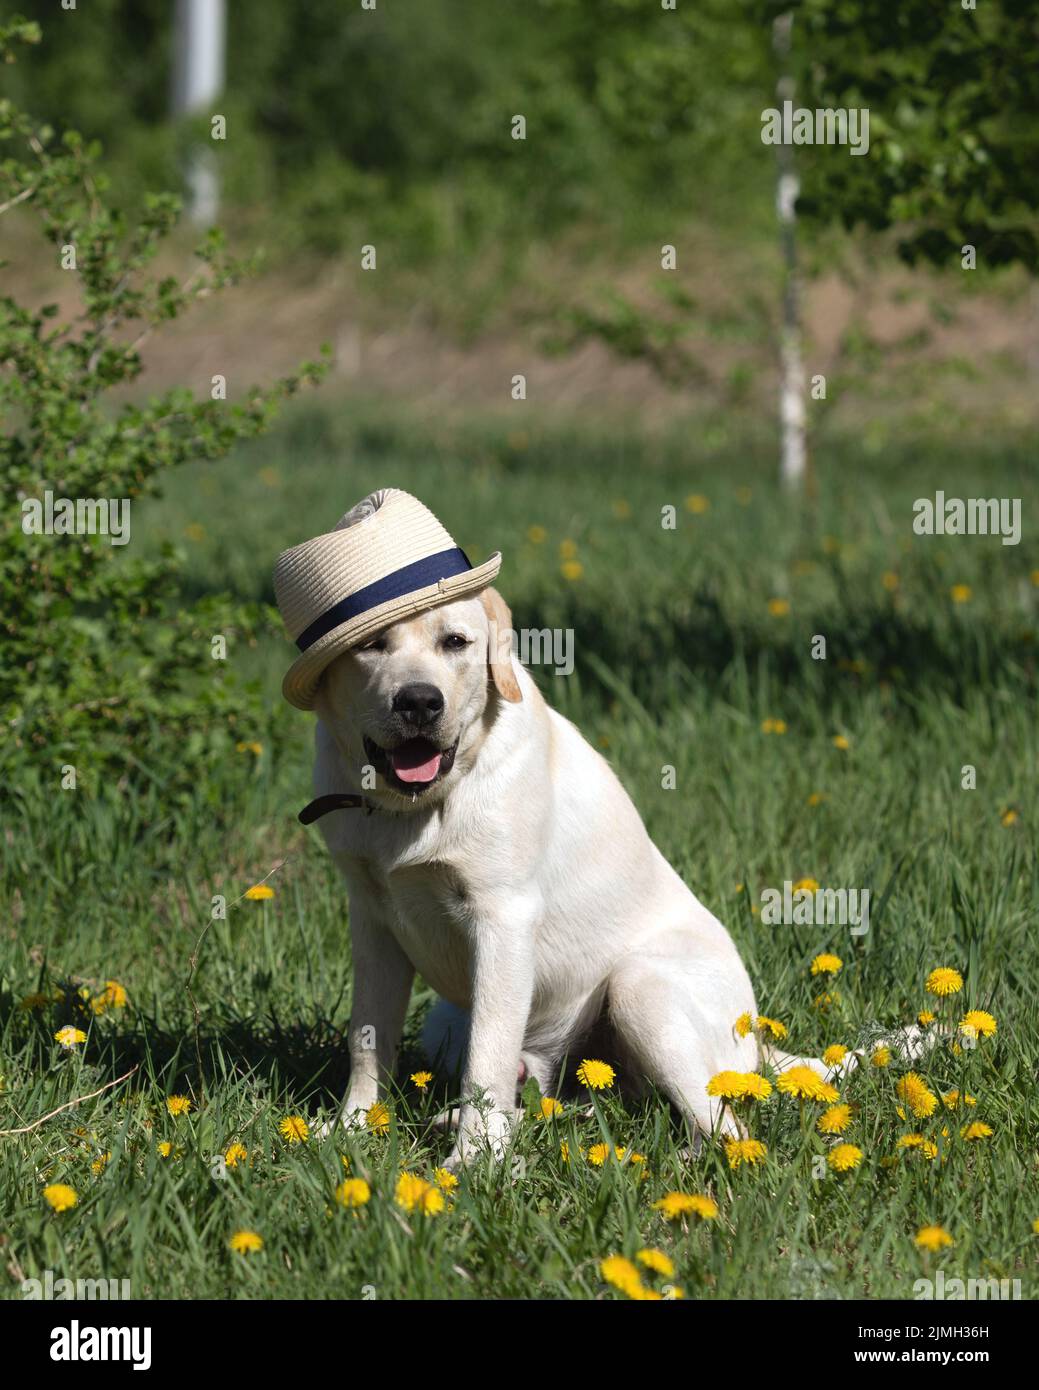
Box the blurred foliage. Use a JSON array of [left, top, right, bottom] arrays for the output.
[[763, 0, 1039, 271], [0, 18, 329, 789], [7, 0, 1037, 275], [3, 0, 774, 260]]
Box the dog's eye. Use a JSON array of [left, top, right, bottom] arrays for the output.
[[360, 636, 387, 653], [442, 633, 470, 651]]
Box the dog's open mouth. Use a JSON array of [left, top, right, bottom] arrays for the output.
[[363, 735, 458, 794]]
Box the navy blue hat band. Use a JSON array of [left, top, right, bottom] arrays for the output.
[[295, 547, 472, 652]]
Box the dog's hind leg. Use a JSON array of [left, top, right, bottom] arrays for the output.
[[607, 955, 757, 1141]]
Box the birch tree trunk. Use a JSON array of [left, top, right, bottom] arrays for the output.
[[171, 0, 226, 227], [772, 12, 807, 491]]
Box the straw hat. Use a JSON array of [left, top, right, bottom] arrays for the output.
[[274, 488, 501, 710]]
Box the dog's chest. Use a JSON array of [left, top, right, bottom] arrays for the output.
[[367, 857, 475, 1006]]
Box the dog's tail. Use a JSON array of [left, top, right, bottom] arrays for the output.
[[763, 1022, 942, 1086]]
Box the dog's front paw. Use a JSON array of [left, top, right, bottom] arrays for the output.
[[313, 1102, 374, 1141], [442, 1105, 516, 1170]]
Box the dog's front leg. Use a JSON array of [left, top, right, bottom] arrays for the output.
[[329, 900, 414, 1133], [445, 901, 536, 1168]]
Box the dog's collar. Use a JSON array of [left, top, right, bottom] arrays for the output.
[[298, 793, 374, 825]]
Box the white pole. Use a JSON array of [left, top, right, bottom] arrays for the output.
[[772, 13, 807, 492], [171, 0, 226, 226]]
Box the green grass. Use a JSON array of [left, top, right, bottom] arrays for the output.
[[2, 401, 1038, 1299]]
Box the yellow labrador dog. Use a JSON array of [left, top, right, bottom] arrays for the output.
[[305, 581, 820, 1167]]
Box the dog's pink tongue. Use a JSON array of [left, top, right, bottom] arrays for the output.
[[390, 741, 443, 784]]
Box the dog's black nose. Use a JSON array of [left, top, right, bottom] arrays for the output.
[[392, 682, 445, 726]]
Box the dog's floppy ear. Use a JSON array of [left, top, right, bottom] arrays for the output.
[[479, 587, 523, 703]]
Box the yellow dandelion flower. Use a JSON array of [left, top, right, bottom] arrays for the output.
[[960, 1122, 993, 1142], [100, 980, 128, 1009], [706, 1070, 772, 1101], [166, 1094, 192, 1117], [335, 1178, 371, 1208], [807, 791, 826, 806], [538, 1097, 563, 1120], [244, 884, 275, 900], [434, 1168, 459, 1192], [410, 1071, 433, 1090], [685, 494, 710, 515], [814, 990, 841, 1011], [43, 1183, 78, 1212], [811, 953, 843, 976], [827, 1143, 863, 1173], [734, 1012, 753, 1037], [959, 1009, 996, 1039], [1000, 808, 1019, 827], [561, 560, 584, 581], [871, 1046, 891, 1067], [915, 1225, 953, 1252], [896, 1073, 938, 1119], [527, 524, 547, 544], [832, 734, 850, 751], [818, 1103, 852, 1135], [224, 1143, 248, 1169], [776, 1066, 839, 1104], [949, 584, 971, 604], [636, 1248, 675, 1278], [576, 1059, 615, 1090], [793, 877, 821, 894], [366, 1101, 390, 1133], [90, 1152, 111, 1175], [20, 992, 51, 1011], [54, 1026, 87, 1048], [278, 1114, 309, 1143], [653, 1192, 718, 1220], [723, 1138, 768, 1170], [157, 1141, 174, 1158], [926, 967, 963, 997], [881, 571, 900, 592], [229, 1229, 263, 1254], [1032, 1219, 1039, 1235], [600, 1254, 645, 1300], [395, 1172, 444, 1216], [941, 1089, 976, 1110], [822, 1044, 849, 1067], [588, 1142, 611, 1167], [918, 1010, 936, 1026], [559, 538, 578, 560], [767, 597, 791, 617], [756, 1015, 788, 1040], [760, 717, 788, 735]]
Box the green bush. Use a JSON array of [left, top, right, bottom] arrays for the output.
[[0, 18, 328, 794]]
